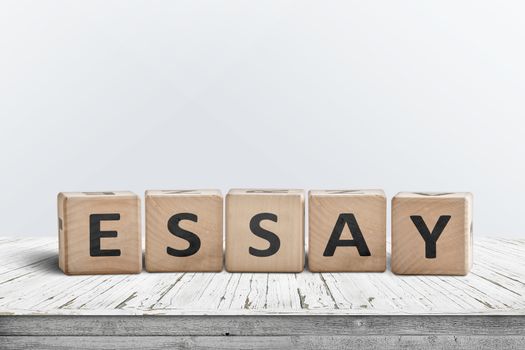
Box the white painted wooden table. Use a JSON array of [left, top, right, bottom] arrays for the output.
[[0, 237, 524, 349]]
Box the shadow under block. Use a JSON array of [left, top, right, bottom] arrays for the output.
[[392, 192, 473, 275], [57, 191, 142, 275], [145, 190, 223, 272], [225, 189, 305, 272], [308, 190, 387, 272]]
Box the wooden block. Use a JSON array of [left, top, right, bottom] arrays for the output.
[[308, 190, 387, 272], [392, 192, 473, 275], [57, 191, 141, 275], [145, 190, 223, 272], [225, 189, 305, 272]]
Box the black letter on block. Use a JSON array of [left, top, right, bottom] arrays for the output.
[[249, 213, 280, 257], [90, 213, 121, 257], [410, 215, 451, 258], [323, 213, 371, 257], [167, 213, 201, 257]]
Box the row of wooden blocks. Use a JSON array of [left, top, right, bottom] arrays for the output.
[[58, 189, 473, 275]]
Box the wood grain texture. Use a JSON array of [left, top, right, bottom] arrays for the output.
[[392, 192, 473, 275], [57, 192, 142, 275], [225, 189, 305, 272], [2, 335, 525, 350], [308, 190, 386, 272], [0, 237, 523, 316], [2, 315, 525, 336], [145, 190, 223, 272]]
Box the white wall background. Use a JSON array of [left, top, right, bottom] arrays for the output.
[[1, 1, 524, 237]]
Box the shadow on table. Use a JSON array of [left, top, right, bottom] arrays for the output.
[[22, 247, 62, 275]]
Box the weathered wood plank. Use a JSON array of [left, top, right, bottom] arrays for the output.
[[2, 335, 525, 350], [0, 237, 523, 316], [1, 316, 524, 336]]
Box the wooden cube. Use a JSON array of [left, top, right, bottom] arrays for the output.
[[308, 190, 386, 272], [57, 191, 142, 275], [145, 190, 223, 272], [392, 192, 473, 275], [225, 189, 305, 272]]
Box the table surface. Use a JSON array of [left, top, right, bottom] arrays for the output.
[[0, 237, 523, 316]]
